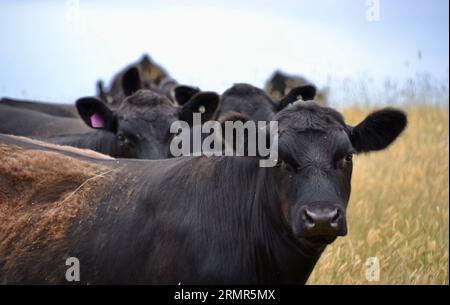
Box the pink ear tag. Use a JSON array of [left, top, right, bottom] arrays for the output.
[[90, 113, 105, 128]]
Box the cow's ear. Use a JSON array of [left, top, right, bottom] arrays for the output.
[[173, 85, 201, 105], [349, 108, 407, 153], [76, 97, 117, 133], [179, 92, 220, 125], [277, 84, 317, 111], [122, 66, 142, 96]]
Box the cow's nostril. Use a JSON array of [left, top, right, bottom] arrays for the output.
[[303, 209, 315, 228], [330, 208, 340, 228], [301, 206, 345, 236], [331, 209, 340, 222]]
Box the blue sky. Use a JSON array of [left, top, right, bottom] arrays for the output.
[[0, 0, 448, 103]]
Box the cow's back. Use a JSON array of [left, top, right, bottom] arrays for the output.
[[0, 98, 79, 118], [0, 104, 90, 138], [0, 138, 115, 283]]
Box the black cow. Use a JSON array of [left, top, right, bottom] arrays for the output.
[[218, 83, 316, 122], [0, 100, 407, 284], [1, 80, 199, 121], [0, 90, 220, 159]]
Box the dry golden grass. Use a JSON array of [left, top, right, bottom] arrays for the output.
[[308, 105, 449, 285]]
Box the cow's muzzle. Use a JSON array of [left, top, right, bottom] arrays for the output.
[[297, 204, 347, 241]]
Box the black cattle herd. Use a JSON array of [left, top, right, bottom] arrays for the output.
[[0, 54, 407, 284]]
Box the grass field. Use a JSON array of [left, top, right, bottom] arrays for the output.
[[308, 105, 449, 284]]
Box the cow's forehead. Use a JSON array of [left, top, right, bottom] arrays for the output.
[[118, 89, 177, 118], [222, 83, 274, 105], [275, 101, 346, 133], [121, 89, 172, 107]]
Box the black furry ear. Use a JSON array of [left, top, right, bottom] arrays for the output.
[[76, 97, 117, 133], [277, 84, 317, 111], [122, 66, 142, 96], [173, 85, 201, 105], [349, 108, 407, 153], [179, 92, 220, 124]]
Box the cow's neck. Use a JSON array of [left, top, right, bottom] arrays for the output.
[[131, 156, 329, 284], [237, 160, 328, 284]]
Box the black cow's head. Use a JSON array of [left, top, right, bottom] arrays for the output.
[[98, 63, 200, 107], [275, 101, 407, 244], [76, 89, 220, 159], [219, 83, 316, 122], [97, 54, 172, 107]]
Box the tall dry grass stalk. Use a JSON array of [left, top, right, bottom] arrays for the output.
[[308, 105, 449, 284]]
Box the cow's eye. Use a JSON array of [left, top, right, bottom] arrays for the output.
[[118, 134, 130, 145], [345, 153, 353, 162], [336, 153, 353, 169]]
